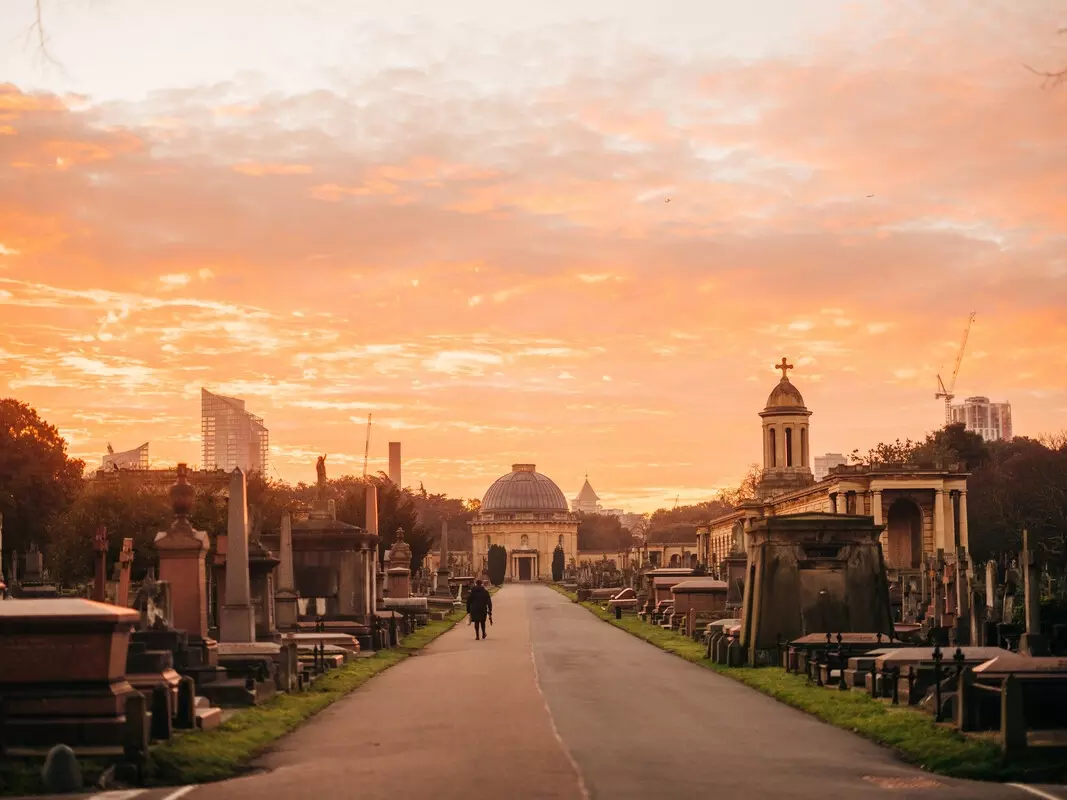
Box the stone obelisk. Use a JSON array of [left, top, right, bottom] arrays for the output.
[[220, 467, 255, 643], [434, 518, 453, 598], [274, 512, 298, 630]]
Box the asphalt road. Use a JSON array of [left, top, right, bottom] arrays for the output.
[[40, 584, 1067, 800]]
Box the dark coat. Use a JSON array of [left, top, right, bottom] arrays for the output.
[[466, 585, 493, 622]]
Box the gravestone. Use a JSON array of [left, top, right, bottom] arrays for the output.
[[116, 538, 134, 608], [92, 527, 108, 603], [1019, 529, 1048, 656], [387, 528, 412, 599]]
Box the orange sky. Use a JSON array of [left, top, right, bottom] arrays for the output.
[[1, 0, 1065, 511]]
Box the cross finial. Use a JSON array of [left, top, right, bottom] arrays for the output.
[[775, 357, 793, 379]]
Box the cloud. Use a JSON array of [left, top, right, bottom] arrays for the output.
[[1, 3, 1065, 507]]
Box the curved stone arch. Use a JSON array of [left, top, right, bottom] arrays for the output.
[[885, 497, 923, 569]]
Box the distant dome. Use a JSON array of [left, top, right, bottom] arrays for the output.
[[765, 377, 807, 410], [482, 464, 569, 512]]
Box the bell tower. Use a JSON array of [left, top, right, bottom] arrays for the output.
[[757, 357, 815, 500]]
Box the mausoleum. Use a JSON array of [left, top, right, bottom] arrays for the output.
[[470, 464, 578, 581]]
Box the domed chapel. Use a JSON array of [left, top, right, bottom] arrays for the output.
[[470, 464, 579, 580]]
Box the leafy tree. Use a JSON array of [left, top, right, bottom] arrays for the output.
[[715, 463, 763, 507], [552, 545, 564, 581], [487, 543, 507, 586], [577, 513, 634, 551], [0, 398, 85, 561], [330, 475, 432, 571], [849, 438, 918, 467]]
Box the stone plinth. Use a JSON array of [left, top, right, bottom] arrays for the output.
[[155, 465, 210, 639], [0, 599, 141, 748], [740, 512, 894, 667]]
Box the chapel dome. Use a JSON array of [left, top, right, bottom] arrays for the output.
[[765, 377, 807, 410], [481, 464, 569, 512]]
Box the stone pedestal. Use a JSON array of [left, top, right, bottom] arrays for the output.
[[0, 599, 141, 749], [249, 537, 280, 641], [155, 465, 210, 639]]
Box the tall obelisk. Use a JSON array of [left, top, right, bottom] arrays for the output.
[[220, 467, 255, 642], [434, 518, 452, 598]]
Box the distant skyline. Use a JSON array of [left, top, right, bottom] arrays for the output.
[[1, 0, 1065, 511]]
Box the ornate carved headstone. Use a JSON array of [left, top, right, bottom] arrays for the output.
[[93, 527, 108, 603]]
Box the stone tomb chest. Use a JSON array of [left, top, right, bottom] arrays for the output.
[[670, 578, 728, 616], [741, 513, 894, 666], [0, 598, 141, 748]]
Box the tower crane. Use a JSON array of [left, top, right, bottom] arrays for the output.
[[935, 311, 976, 426], [362, 413, 372, 478]]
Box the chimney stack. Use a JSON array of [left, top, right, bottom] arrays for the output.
[[388, 442, 402, 486]]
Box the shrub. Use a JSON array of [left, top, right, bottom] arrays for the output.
[[552, 545, 564, 581], [487, 544, 507, 586]]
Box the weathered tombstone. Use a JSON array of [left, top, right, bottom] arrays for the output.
[[92, 527, 108, 603], [1019, 529, 1048, 656], [1001, 674, 1026, 759], [954, 548, 971, 646], [175, 676, 196, 729], [41, 744, 83, 794], [116, 538, 134, 608], [387, 528, 412, 599], [219, 468, 255, 643]]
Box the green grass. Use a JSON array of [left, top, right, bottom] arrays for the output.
[[567, 598, 1067, 783], [149, 608, 465, 785]]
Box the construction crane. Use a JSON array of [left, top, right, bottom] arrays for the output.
[[362, 413, 372, 478], [935, 311, 976, 426]]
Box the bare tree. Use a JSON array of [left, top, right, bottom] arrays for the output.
[[1026, 26, 1067, 87]]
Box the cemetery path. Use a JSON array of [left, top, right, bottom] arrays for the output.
[[179, 584, 585, 800], [60, 585, 1065, 800], [526, 584, 1060, 800]]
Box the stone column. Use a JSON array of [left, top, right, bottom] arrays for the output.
[[274, 512, 298, 631], [933, 489, 946, 552], [155, 464, 210, 639], [871, 490, 883, 526], [958, 491, 970, 550], [1019, 529, 1048, 656], [220, 468, 255, 643]]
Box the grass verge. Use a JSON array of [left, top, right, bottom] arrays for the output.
[[149, 607, 466, 786], [557, 590, 1066, 783]]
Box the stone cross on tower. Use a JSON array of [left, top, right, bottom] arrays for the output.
[[776, 357, 793, 379]]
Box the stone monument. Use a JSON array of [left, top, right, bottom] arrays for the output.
[[92, 527, 108, 603], [219, 468, 256, 643], [116, 538, 134, 607], [387, 528, 412, 599], [739, 512, 894, 666], [154, 464, 210, 638], [1019, 529, 1049, 656], [274, 512, 299, 630]]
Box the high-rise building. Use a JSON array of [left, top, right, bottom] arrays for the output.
[[814, 453, 848, 481], [200, 388, 269, 473], [101, 442, 150, 471], [950, 396, 1013, 442]]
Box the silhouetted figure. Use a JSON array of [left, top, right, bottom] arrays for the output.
[[467, 579, 493, 640]]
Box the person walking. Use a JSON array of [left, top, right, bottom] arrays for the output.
[[466, 579, 493, 640]]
